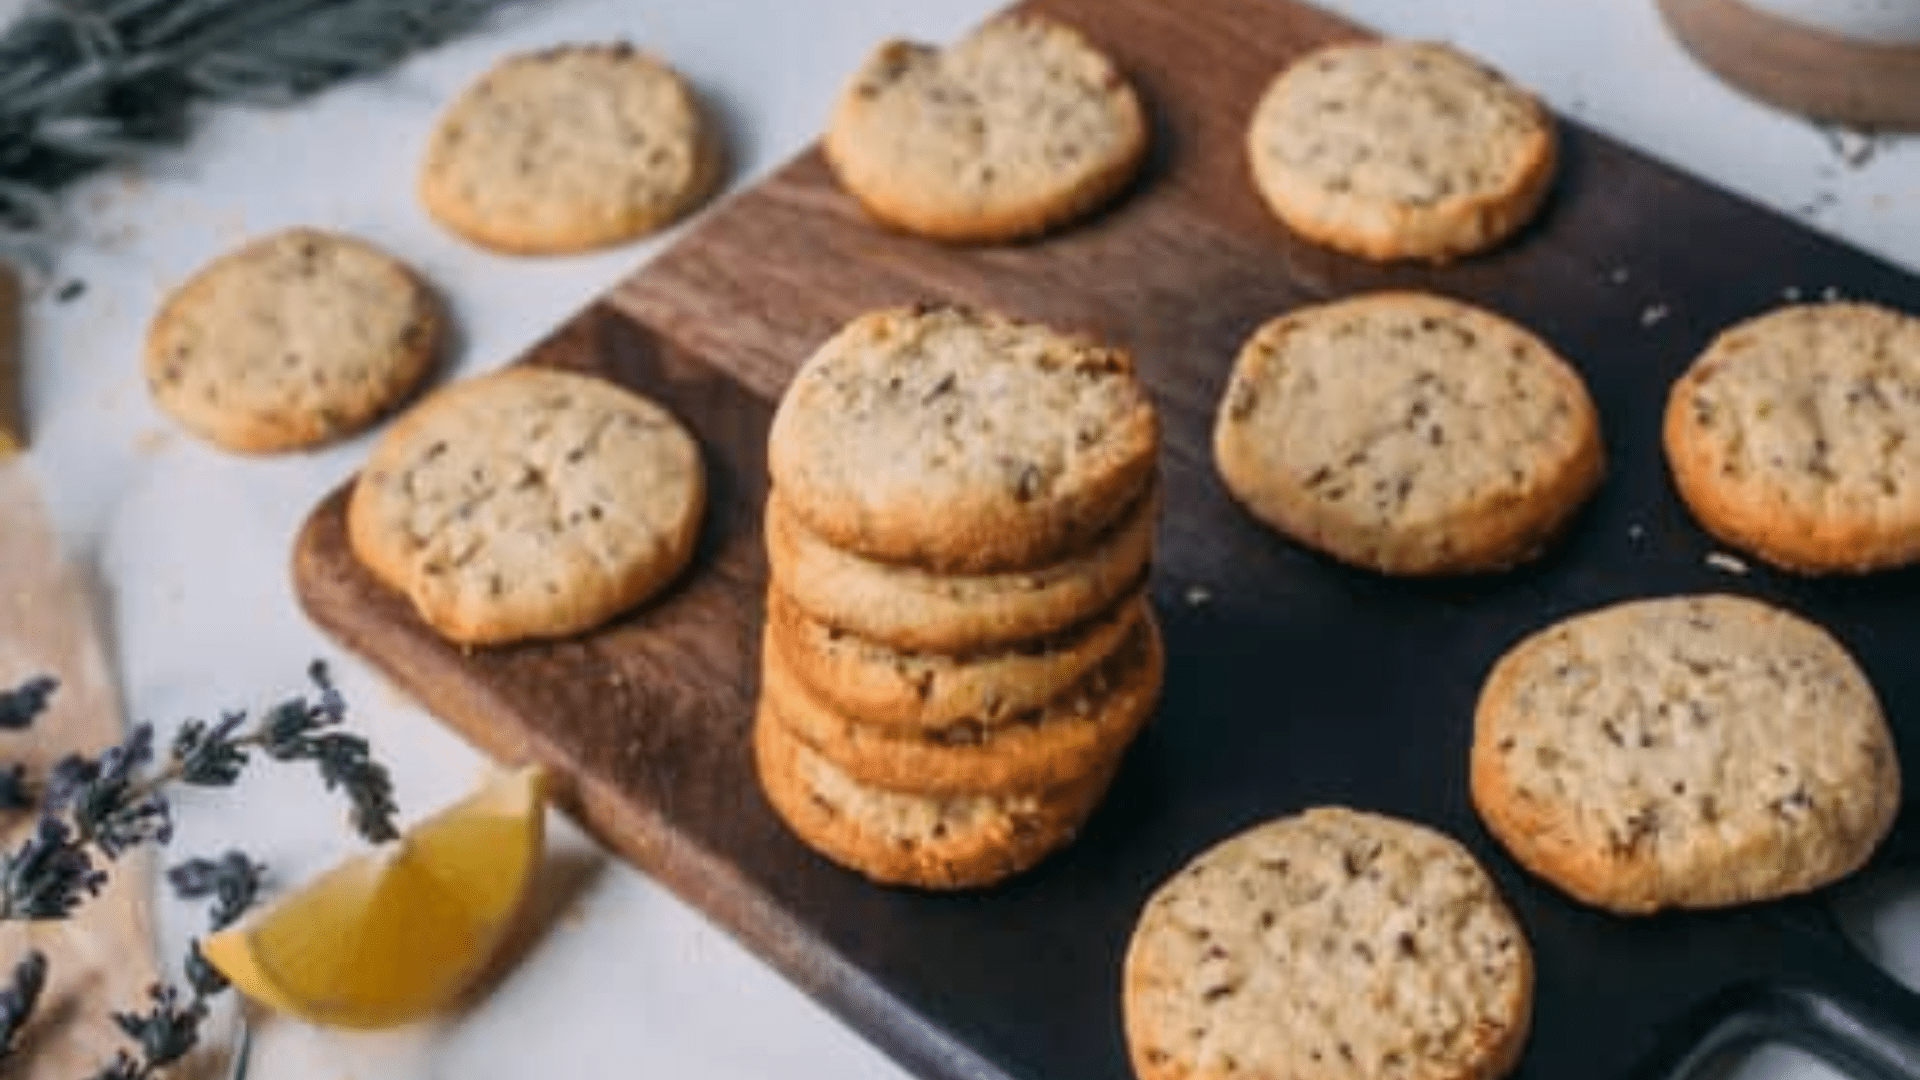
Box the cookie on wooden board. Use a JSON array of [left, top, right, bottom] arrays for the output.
[[1471, 593, 1900, 914], [144, 228, 443, 454], [347, 366, 705, 646], [760, 608, 1162, 796], [420, 43, 721, 255], [1123, 807, 1533, 1080], [1246, 39, 1557, 262], [767, 304, 1160, 573], [753, 700, 1118, 891], [1212, 292, 1603, 575], [765, 586, 1147, 732], [763, 483, 1155, 654], [1664, 301, 1920, 574], [824, 13, 1147, 243]]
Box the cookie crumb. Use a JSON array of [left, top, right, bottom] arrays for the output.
[[1640, 304, 1670, 328], [1818, 124, 1879, 169], [1821, 286, 1842, 303], [1184, 584, 1212, 607], [1782, 286, 1802, 302], [1797, 191, 1838, 218], [1705, 551, 1748, 575]]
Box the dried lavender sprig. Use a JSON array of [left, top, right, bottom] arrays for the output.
[[178, 660, 399, 843], [0, 765, 30, 812], [48, 725, 173, 858], [166, 850, 264, 932], [86, 849, 270, 1075], [0, 660, 394, 924], [108, 984, 204, 1075], [0, 951, 45, 1058], [0, 0, 535, 263], [1, 816, 106, 919], [0, 676, 55, 730]]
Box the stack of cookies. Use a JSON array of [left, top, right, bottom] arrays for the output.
[[753, 304, 1164, 890]]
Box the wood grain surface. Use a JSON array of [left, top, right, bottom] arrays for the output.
[[294, 0, 1920, 1077]]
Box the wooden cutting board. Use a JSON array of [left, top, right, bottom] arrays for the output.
[[293, 0, 1920, 1077]]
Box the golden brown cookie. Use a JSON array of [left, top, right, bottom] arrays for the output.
[[1212, 292, 1603, 575], [767, 304, 1160, 573], [347, 367, 705, 646], [761, 607, 1161, 795], [765, 586, 1147, 732], [1246, 40, 1557, 262], [753, 701, 1118, 891], [419, 43, 721, 255], [1471, 594, 1900, 914], [144, 228, 443, 454], [1664, 301, 1920, 574], [824, 13, 1147, 243], [1123, 807, 1533, 1080], [763, 483, 1155, 654]]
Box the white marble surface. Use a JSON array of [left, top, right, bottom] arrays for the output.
[[7, 0, 1919, 1077]]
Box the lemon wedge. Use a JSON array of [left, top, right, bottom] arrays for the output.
[[203, 764, 550, 1029]]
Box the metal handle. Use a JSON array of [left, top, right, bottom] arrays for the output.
[[1629, 907, 1920, 1080]]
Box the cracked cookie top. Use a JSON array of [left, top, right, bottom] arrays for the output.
[[1123, 807, 1532, 1080], [419, 43, 722, 255], [1245, 39, 1557, 262], [823, 12, 1147, 243], [144, 228, 443, 454], [767, 305, 1159, 573], [347, 366, 705, 645], [1211, 291, 1602, 575], [1664, 301, 1920, 573], [1470, 593, 1899, 914]]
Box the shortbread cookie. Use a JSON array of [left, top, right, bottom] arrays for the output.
[[1664, 302, 1920, 574], [1212, 292, 1603, 575], [764, 483, 1155, 653], [1246, 40, 1557, 262], [348, 366, 705, 646], [824, 13, 1147, 243], [420, 43, 720, 255], [762, 609, 1161, 795], [144, 228, 443, 454], [768, 305, 1160, 573], [754, 702, 1116, 890], [1123, 807, 1533, 1080], [1472, 594, 1900, 914], [766, 587, 1147, 732]]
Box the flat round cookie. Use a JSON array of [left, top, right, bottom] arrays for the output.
[[419, 43, 720, 255], [766, 587, 1147, 732], [753, 702, 1116, 891], [761, 609, 1161, 795], [1664, 302, 1920, 574], [144, 228, 443, 454], [768, 305, 1160, 572], [764, 484, 1155, 653], [1471, 594, 1900, 914], [347, 367, 706, 646], [823, 13, 1147, 243], [1123, 807, 1533, 1080], [1246, 40, 1557, 263], [1212, 292, 1604, 575]]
